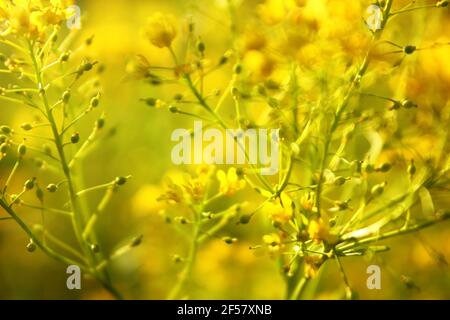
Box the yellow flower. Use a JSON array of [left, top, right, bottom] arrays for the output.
[[308, 217, 337, 244], [263, 233, 281, 253], [243, 50, 275, 81], [304, 255, 323, 278], [264, 192, 293, 224], [217, 168, 246, 196], [258, 0, 288, 25], [144, 12, 177, 48]]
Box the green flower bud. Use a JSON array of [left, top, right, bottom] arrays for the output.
[[334, 176, 347, 186], [239, 213, 252, 224], [21, 123, 33, 131], [403, 45, 416, 55], [175, 216, 188, 224], [196, 40, 205, 53], [35, 186, 44, 202], [401, 99, 417, 109], [1, 142, 9, 154], [364, 163, 375, 173], [83, 61, 94, 71], [26, 240, 37, 253], [168, 105, 178, 113], [173, 93, 183, 101], [0, 135, 7, 143], [371, 182, 386, 196], [18, 143, 27, 157], [115, 176, 128, 185], [96, 117, 105, 129], [142, 97, 157, 107], [46, 184, 58, 193], [172, 254, 184, 263], [90, 94, 100, 108], [24, 178, 35, 190], [407, 159, 416, 176], [377, 163, 392, 172], [59, 52, 70, 63], [62, 90, 71, 104], [0, 125, 12, 134], [222, 236, 237, 245], [233, 63, 242, 74], [90, 244, 100, 253], [71, 132, 80, 144], [130, 235, 143, 247]]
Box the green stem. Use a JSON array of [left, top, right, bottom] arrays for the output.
[[167, 223, 200, 299]]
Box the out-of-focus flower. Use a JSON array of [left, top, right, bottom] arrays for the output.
[[304, 255, 323, 278], [263, 233, 281, 254], [0, 0, 72, 40], [217, 167, 246, 196], [243, 50, 275, 81], [126, 55, 151, 79], [144, 12, 177, 48], [132, 184, 166, 216], [308, 217, 337, 244], [264, 192, 293, 224], [258, 0, 289, 25], [157, 179, 184, 204], [240, 28, 266, 52]]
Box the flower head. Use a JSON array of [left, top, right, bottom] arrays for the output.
[[217, 167, 246, 196], [144, 12, 177, 48]]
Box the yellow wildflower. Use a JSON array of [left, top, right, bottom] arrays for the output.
[[144, 12, 177, 48], [304, 255, 323, 278], [263, 233, 281, 254], [217, 168, 246, 196], [258, 0, 288, 25], [308, 217, 337, 244], [264, 192, 293, 224]]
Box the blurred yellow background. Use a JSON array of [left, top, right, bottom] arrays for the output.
[[0, 0, 449, 299]]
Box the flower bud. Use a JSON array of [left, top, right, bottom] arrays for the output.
[[239, 213, 253, 224], [90, 94, 100, 108], [403, 45, 416, 55], [175, 216, 188, 224], [142, 97, 157, 107], [172, 254, 184, 263], [62, 90, 71, 104], [90, 244, 100, 253], [401, 99, 417, 109], [115, 176, 128, 186], [26, 240, 37, 253], [222, 236, 237, 244], [334, 176, 347, 186], [83, 61, 94, 71], [18, 143, 26, 157], [21, 123, 33, 131], [24, 178, 35, 190], [1, 142, 9, 154], [436, 0, 449, 7], [377, 163, 392, 172], [371, 182, 386, 196], [233, 64, 242, 74], [407, 159, 416, 176], [196, 39, 205, 53], [36, 186, 44, 202], [168, 105, 178, 113], [0, 135, 7, 143], [46, 184, 58, 193], [96, 117, 105, 129], [130, 235, 143, 247], [0, 125, 12, 134], [71, 132, 80, 144], [59, 52, 70, 63]]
